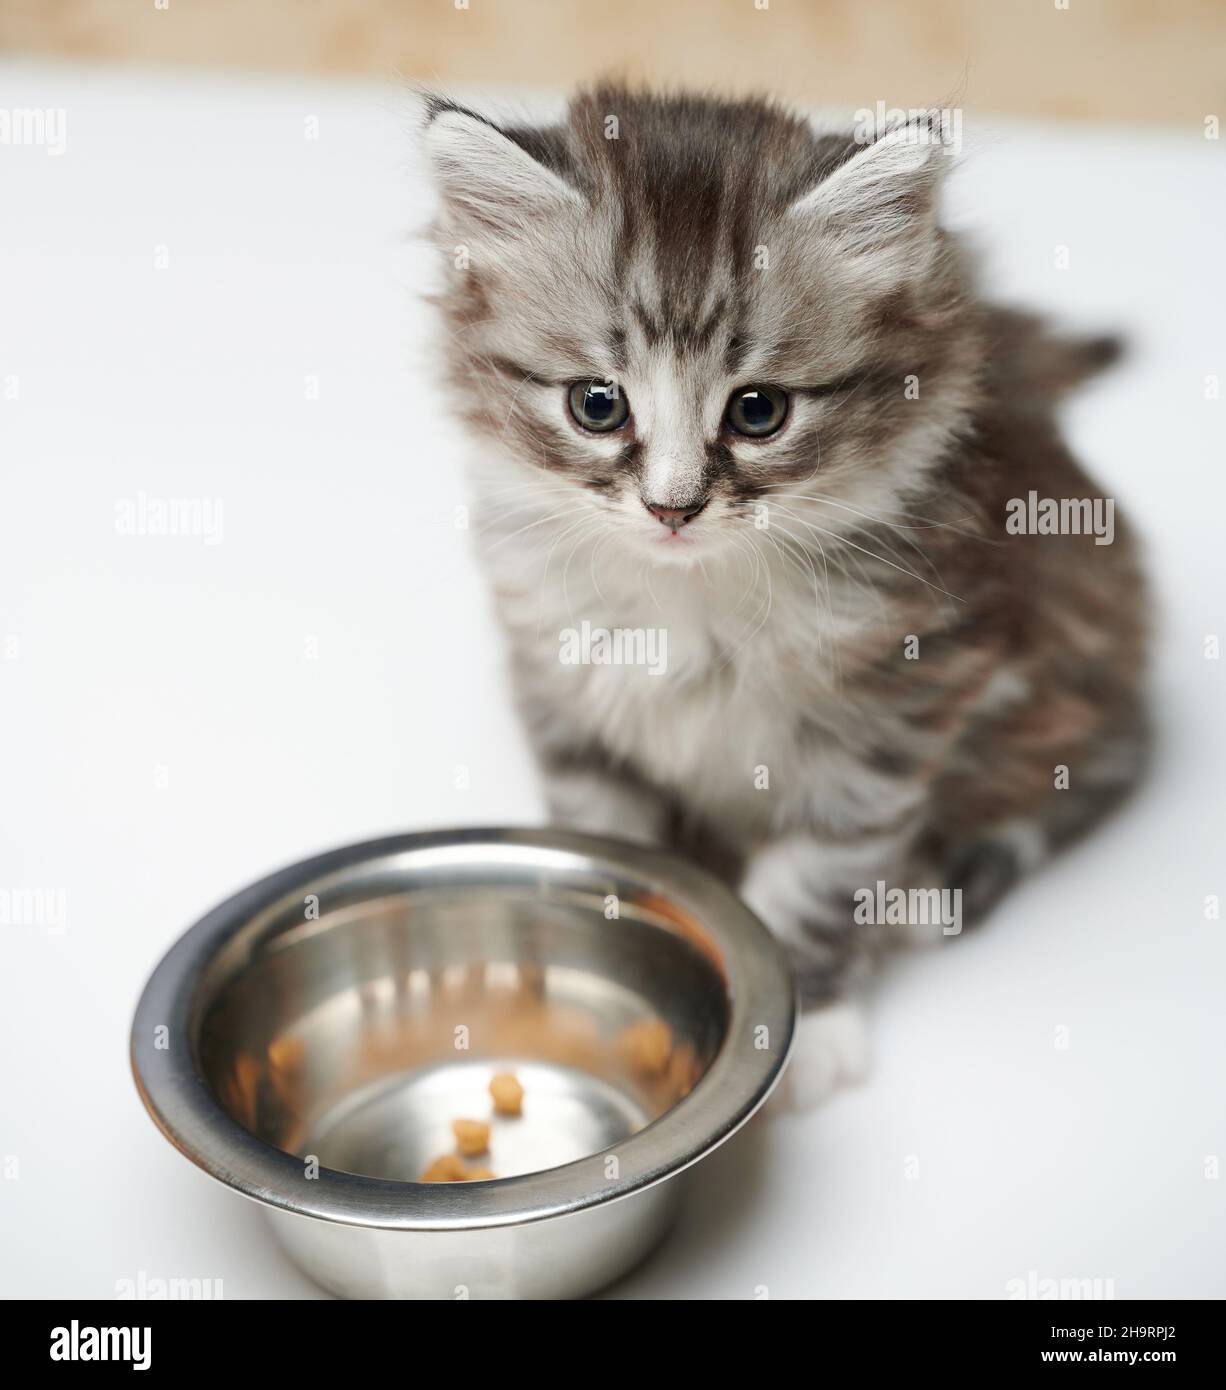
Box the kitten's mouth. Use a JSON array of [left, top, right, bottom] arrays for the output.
[[653, 527, 699, 544], [636, 520, 711, 566]]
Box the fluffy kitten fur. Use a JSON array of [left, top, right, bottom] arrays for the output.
[[424, 86, 1148, 1103]]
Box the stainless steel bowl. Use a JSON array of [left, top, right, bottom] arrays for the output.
[[130, 828, 795, 1299]]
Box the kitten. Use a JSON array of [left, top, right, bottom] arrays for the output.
[[423, 86, 1148, 1105]]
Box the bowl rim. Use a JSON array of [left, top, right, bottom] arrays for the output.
[[130, 826, 796, 1232]]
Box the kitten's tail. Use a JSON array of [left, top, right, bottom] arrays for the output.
[[1046, 330, 1125, 396], [988, 306, 1125, 401]]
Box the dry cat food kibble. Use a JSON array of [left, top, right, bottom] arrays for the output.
[[419, 1152, 497, 1183], [452, 1117, 490, 1156], [489, 1071, 524, 1116], [615, 1019, 673, 1076], [419, 1153, 468, 1183], [418, 1073, 526, 1180]]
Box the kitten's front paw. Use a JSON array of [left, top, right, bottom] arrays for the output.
[[544, 770, 667, 846], [768, 1000, 871, 1112]]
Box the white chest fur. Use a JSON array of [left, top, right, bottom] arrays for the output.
[[486, 528, 837, 835]]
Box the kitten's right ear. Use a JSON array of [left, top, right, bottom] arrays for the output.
[[425, 104, 581, 235], [790, 122, 947, 251]]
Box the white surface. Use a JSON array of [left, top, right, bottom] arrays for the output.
[[1, 61, 1223, 1300]]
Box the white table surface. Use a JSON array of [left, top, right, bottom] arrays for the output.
[[1, 59, 1223, 1299]]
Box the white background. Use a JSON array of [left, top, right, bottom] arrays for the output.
[[1, 60, 1223, 1299]]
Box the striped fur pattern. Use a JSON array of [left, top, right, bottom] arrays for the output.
[[424, 86, 1148, 1094]]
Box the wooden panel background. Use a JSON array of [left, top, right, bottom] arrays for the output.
[[1, 0, 1223, 125]]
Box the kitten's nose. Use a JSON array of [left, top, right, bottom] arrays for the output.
[[645, 498, 707, 529]]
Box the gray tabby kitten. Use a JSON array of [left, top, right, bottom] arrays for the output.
[[424, 86, 1148, 1105]]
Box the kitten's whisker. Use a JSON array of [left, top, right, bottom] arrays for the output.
[[535, 512, 598, 638], [767, 512, 837, 616], [768, 509, 890, 621], [762, 491, 973, 533], [588, 526, 612, 605], [561, 517, 604, 621], [472, 485, 577, 518], [485, 507, 576, 552], [473, 497, 577, 537], [773, 496, 960, 605], [766, 490, 988, 560], [643, 555, 664, 615], [841, 519, 960, 609], [768, 515, 869, 658], [760, 527, 826, 657], [769, 505, 965, 603], [473, 475, 577, 502], [497, 369, 542, 444], [717, 536, 774, 669], [777, 525, 836, 629], [779, 527, 845, 679], [718, 532, 756, 618], [772, 500, 939, 589], [540, 512, 595, 589], [722, 533, 762, 618]]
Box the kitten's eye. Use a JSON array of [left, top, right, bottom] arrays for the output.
[[568, 380, 630, 433], [726, 384, 789, 438]]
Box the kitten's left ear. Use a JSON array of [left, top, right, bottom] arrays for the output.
[[425, 103, 582, 236], [790, 122, 948, 251]]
